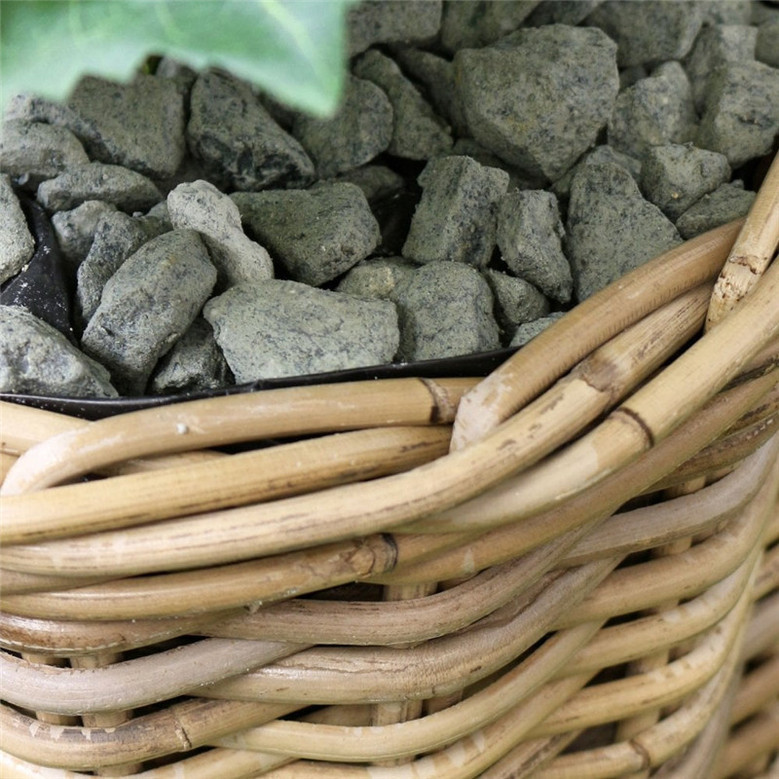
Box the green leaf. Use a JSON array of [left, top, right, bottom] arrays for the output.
[[1, 0, 354, 116]]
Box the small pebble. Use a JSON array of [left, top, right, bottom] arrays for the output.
[[204, 280, 399, 382], [0, 176, 35, 285], [352, 49, 452, 160], [439, 0, 539, 51], [756, 19, 779, 67], [167, 179, 273, 289], [0, 305, 117, 397], [496, 189, 572, 302], [567, 161, 682, 300], [50, 200, 117, 266], [403, 155, 509, 267], [675, 182, 756, 239], [337, 256, 418, 300], [37, 162, 162, 213], [483, 268, 550, 333], [232, 182, 380, 287], [393, 262, 500, 361], [641, 144, 731, 221], [81, 229, 216, 394], [510, 311, 566, 347], [347, 0, 442, 56]]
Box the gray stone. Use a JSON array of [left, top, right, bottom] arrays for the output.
[[586, 0, 703, 66], [37, 162, 162, 213], [483, 269, 550, 332], [352, 49, 452, 161], [607, 62, 697, 159], [187, 70, 315, 191], [496, 189, 572, 302], [231, 182, 380, 287], [0, 305, 117, 397], [510, 312, 566, 348], [392, 49, 469, 137], [149, 318, 230, 394], [0, 176, 34, 284], [752, 3, 779, 25], [347, 0, 442, 56], [641, 144, 731, 221], [204, 280, 399, 382], [336, 165, 405, 202], [81, 229, 216, 394], [0, 119, 89, 187], [552, 144, 642, 200], [455, 25, 619, 181], [402, 156, 509, 267], [675, 182, 756, 239], [567, 162, 682, 300], [439, 1, 540, 52], [696, 61, 779, 168], [700, 0, 753, 25], [337, 257, 418, 299], [525, 0, 603, 27], [451, 139, 542, 191], [167, 180, 273, 289], [393, 262, 500, 361], [292, 75, 393, 178], [50, 201, 117, 266], [684, 24, 758, 113], [154, 57, 199, 94], [619, 65, 650, 90], [76, 212, 167, 327], [756, 20, 779, 68], [7, 75, 186, 179]]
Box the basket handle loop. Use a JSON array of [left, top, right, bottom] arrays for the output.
[[705, 151, 779, 331]]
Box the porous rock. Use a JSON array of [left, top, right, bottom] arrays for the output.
[[187, 71, 315, 191], [204, 280, 399, 382], [292, 75, 393, 178], [167, 180, 273, 288], [525, 0, 603, 27], [7, 75, 186, 179], [0, 305, 117, 397], [684, 24, 758, 112], [607, 62, 697, 159], [455, 24, 619, 181], [76, 211, 168, 326], [483, 268, 550, 332], [347, 0, 442, 56], [510, 311, 566, 347], [81, 229, 216, 394], [336, 165, 405, 202], [699, 0, 753, 26], [675, 182, 756, 239], [352, 49, 452, 160], [756, 20, 779, 67], [50, 201, 117, 266], [149, 318, 230, 394], [402, 155, 509, 267], [0, 176, 34, 284], [439, 0, 540, 52], [567, 161, 682, 300], [0, 119, 89, 186], [496, 189, 572, 302], [231, 182, 380, 287], [641, 144, 731, 221], [393, 262, 500, 361], [696, 61, 779, 168], [337, 257, 418, 299], [586, 0, 703, 66], [37, 162, 162, 213], [552, 144, 642, 200]]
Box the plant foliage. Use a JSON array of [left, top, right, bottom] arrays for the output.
[[1, 0, 354, 114]]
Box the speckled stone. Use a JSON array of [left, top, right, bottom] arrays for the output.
[[483, 268, 550, 333], [675, 182, 756, 239], [81, 229, 216, 394], [204, 280, 399, 382], [439, 0, 540, 51], [510, 311, 566, 347], [347, 0, 442, 56], [231, 182, 380, 287], [402, 155, 509, 267], [0, 176, 34, 285], [566, 161, 682, 300], [756, 19, 779, 67], [0, 305, 117, 397], [50, 201, 117, 266], [455, 24, 619, 181], [337, 256, 418, 299]]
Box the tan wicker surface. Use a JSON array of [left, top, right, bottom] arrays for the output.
[[0, 154, 777, 777]]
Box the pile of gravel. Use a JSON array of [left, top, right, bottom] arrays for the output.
[[2, 0, 777, 398]]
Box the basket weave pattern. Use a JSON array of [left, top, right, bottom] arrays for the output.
[[1, 156, 778, 777]]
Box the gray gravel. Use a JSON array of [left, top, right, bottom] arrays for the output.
[[81, 229, 216, 394], [439, 0, 539, 51], [204, 280, 399, 381], [0, 304, 117, 397], [455, 24, 619, 181], [0, 176, 34, 284], [403, 155, 509, 267], [510, 311, 566, 347], [232, 182, 380, 286], [347, 0, 443, 56], [484, 268, 550, 332], [675, 182, 756, 239], [567, 161, 682, 300], [337, 256, 418, 300], [50, 200, 117, 266]]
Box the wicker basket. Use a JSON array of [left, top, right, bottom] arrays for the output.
[[1, 152, 778, 778]]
